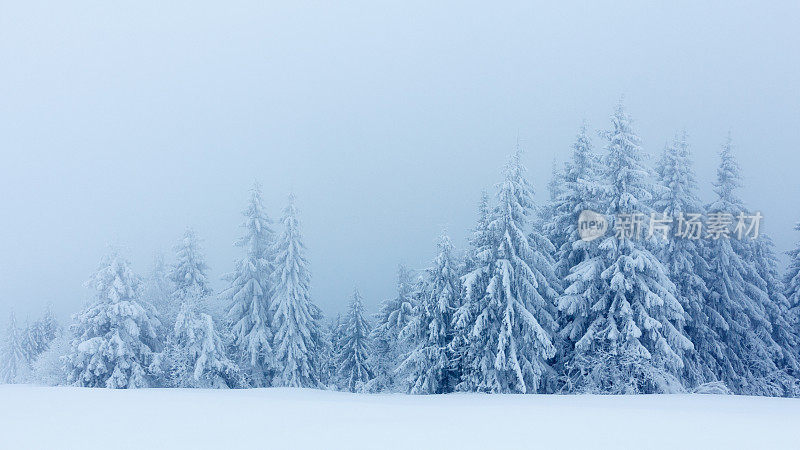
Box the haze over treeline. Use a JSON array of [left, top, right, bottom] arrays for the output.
[[1, 1, 799, 323]]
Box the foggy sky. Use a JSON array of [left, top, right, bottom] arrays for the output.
[[2, 1, 799, 323]]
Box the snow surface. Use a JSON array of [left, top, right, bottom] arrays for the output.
[[2, 385, 800, 449]]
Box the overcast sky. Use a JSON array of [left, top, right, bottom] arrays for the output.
[[1, 1, 799, 323]]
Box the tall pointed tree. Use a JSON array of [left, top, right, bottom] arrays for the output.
[[784, 222, 800, 329], [66, 250, 162, 388], [143, 253, 175, 329], [0, 312, 29, 383], [651, 131, 717, 387], [338, 288, 374, 392], [270, 194, 323, 387], [458, 145, 561, 394], [560, 104, 693, 394], [450, 191, 492, 391], [224, 183, 276, 386], [552, 124, 606, 376], [548, 123, 603, 280], [171, 228, 212, 301], [752, 235, 800, 390], [319, 315, 341, 387], [366, 265, 416, 392], [704, 137, 799, 396], [160, 229, 241, 388], [398, 233, 461, 394], [162, 289, 242, 388], [706, 136, 797, 395]]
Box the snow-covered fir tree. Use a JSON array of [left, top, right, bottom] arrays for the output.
[[0, 312, 29, 383], [751, 234, 800, 393], [158, 229, 241, 388], [144, 253, 176, 328], [537, 158, 565, 244], [785, 222, 800, 326], [703, 138, 799, 396], [161, 287, 242, 388], [458, 145, 561, 394], [449, 191, 491, 391], [338, 288, 374, 392], [318, 315, 341, 387], [548, 123, 603, 281], [20, 305, 60, 365], [703, 138, 798, 395], [365, 265, 416, 392], [171, 228, 212, 300], [29, 334, 69, 386], [550, 124, 607, 381], [270, 194, 324, 388], [651, 131, 717, 388], [65, 250, 162, 388], [37, 305, 60, 345], [224, 183, 276, 387], [559, 104, 693, 394], [397, 233, 461, 394]]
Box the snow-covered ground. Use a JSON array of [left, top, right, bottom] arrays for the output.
[[2, 385, 800, 449]]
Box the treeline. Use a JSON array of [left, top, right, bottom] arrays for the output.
[[2, 103, 800, 396]]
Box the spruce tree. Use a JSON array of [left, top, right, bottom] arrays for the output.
[[651, 131, 717, 387], [143, 253, 175, 329], [450, 192, 491, 392], [224, 183, 276, 386], [319, 315, 341, 387], [171, 228, 212, 301], [548, 123, 603, 280], [338, 288, 374, 392], [366, 265, 416, 392], [270, 194, 323, 387], [752, 235, 800, 391], [785, 222, 800, 328], [398, 233, 461, 394], [560, 104, 692, 394], [160, 229, 240, 388], [704, 138, 798, 396], [458, 145, 560, 393], [162, 288, 242, 388], [552, 124, 606, 381], [66, 250, 162, 388], [0, 312, 29, 383], [19, 305, 60, 366]]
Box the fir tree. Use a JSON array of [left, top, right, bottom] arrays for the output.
[[143, 253, 176, 330], [560, 104, 692, 394], [66, 250, 162, 388], [551, 124, 606, 381], [159, 230, 240, 388], [365, 265, 416, 392], [548, 123, 603, 280], [319, 315, 341, 387], [704, 137, 798, 396], [785, 222, 800, 327], [651, 131, 717, 387], [398, 233, 461, 394], [161, 288, 242, 388], [270, 194, 324, 388], [458, 145, 561, 394], [224, 183, 276, 387], [0, 312, 29, 383], [171, 228, 212, 301], [449, 192, 492, 392], [752, 235, 800, 391], [20, 306, 60, 365], [338, 288, 374, 392]]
